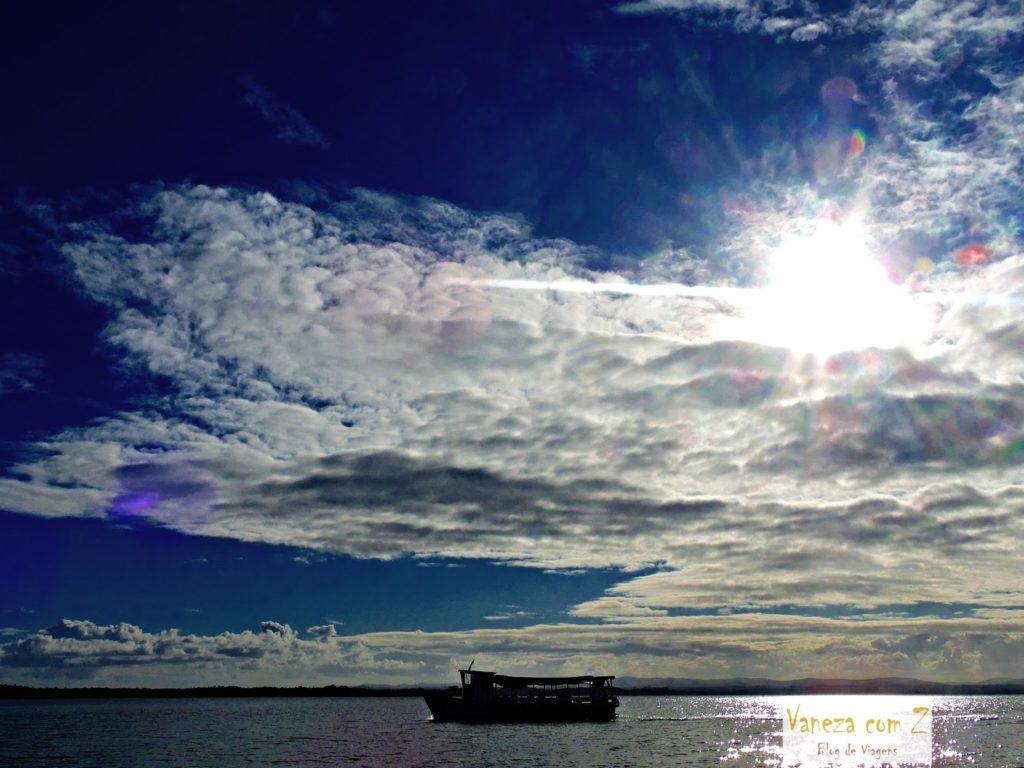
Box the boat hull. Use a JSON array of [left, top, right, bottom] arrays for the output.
[[424, 692, 618, 723]]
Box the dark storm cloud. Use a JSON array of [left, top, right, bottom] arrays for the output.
[[219, 449, 727, 561], [753, 386, 1024, 474]]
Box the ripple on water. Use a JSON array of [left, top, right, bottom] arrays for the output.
[[2, 695, 1024, 767]]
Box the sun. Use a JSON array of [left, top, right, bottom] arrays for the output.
[[734, 214, 930, 355]]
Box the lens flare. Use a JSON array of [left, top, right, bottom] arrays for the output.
[[110, 492, 159, 517], [820, 76, 858, 112], [846, 128, 866, 160], [956, 244, 991, 267]]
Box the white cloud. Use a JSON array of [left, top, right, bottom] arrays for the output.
[[872, 0, 1022, 78], [307, 624, 339, 639], [0, 618, 422, 685], [2, 182, 1024, 635], [613, 0, 1024, 239], [790, 20, 828, 42], [615, 0, 852, 41], [5, 6, 1024, 651], [614, 0, 1022, 54], [1, 0, 1022, 690], [8, 612, 1022, 685], [616, 0, 749, 12]]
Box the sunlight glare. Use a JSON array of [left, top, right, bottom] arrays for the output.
[[737, 215, 930, 355]]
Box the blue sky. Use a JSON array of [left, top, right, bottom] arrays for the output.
[[1, 0, 1024, 686]]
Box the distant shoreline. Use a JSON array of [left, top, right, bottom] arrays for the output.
[[4, 679, 1024, 699]]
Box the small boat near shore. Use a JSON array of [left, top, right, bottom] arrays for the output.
[[424, 664, 619, 723]]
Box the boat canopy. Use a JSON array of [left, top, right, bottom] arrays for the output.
[[461, 670, 614, 686]]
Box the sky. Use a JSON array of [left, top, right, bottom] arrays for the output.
[[1, 0, 1023, 687]]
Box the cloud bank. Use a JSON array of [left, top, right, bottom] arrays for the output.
[[5, 612, 1024, 686], [0, 183, 1021, 627], [3, 0, 1024, 684]]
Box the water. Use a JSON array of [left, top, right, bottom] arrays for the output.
[[1, 695, 1021, 767]]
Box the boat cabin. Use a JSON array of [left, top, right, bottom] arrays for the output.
[[425, 667, 619, 722], [459, 669, 615, 705]]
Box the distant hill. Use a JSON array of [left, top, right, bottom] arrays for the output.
[[613, 676, 1024, 695], [0, 684, 452, 700], [3, 678, 1024, 699]]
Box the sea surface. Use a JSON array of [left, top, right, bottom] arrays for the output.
[[1, 694, 1021, 767]]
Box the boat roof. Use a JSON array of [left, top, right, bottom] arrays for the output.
[[461, 670, 614, 685]]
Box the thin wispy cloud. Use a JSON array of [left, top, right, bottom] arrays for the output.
[[0, 353, 44, 397], [241, 77, 331, 150]]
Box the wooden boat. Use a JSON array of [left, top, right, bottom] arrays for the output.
[[424, 665, 619, 723]]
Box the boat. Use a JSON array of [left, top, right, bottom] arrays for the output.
[[424, 663, 619, 723]]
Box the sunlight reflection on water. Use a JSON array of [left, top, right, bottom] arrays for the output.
[[1, 695, 1022, 767]]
